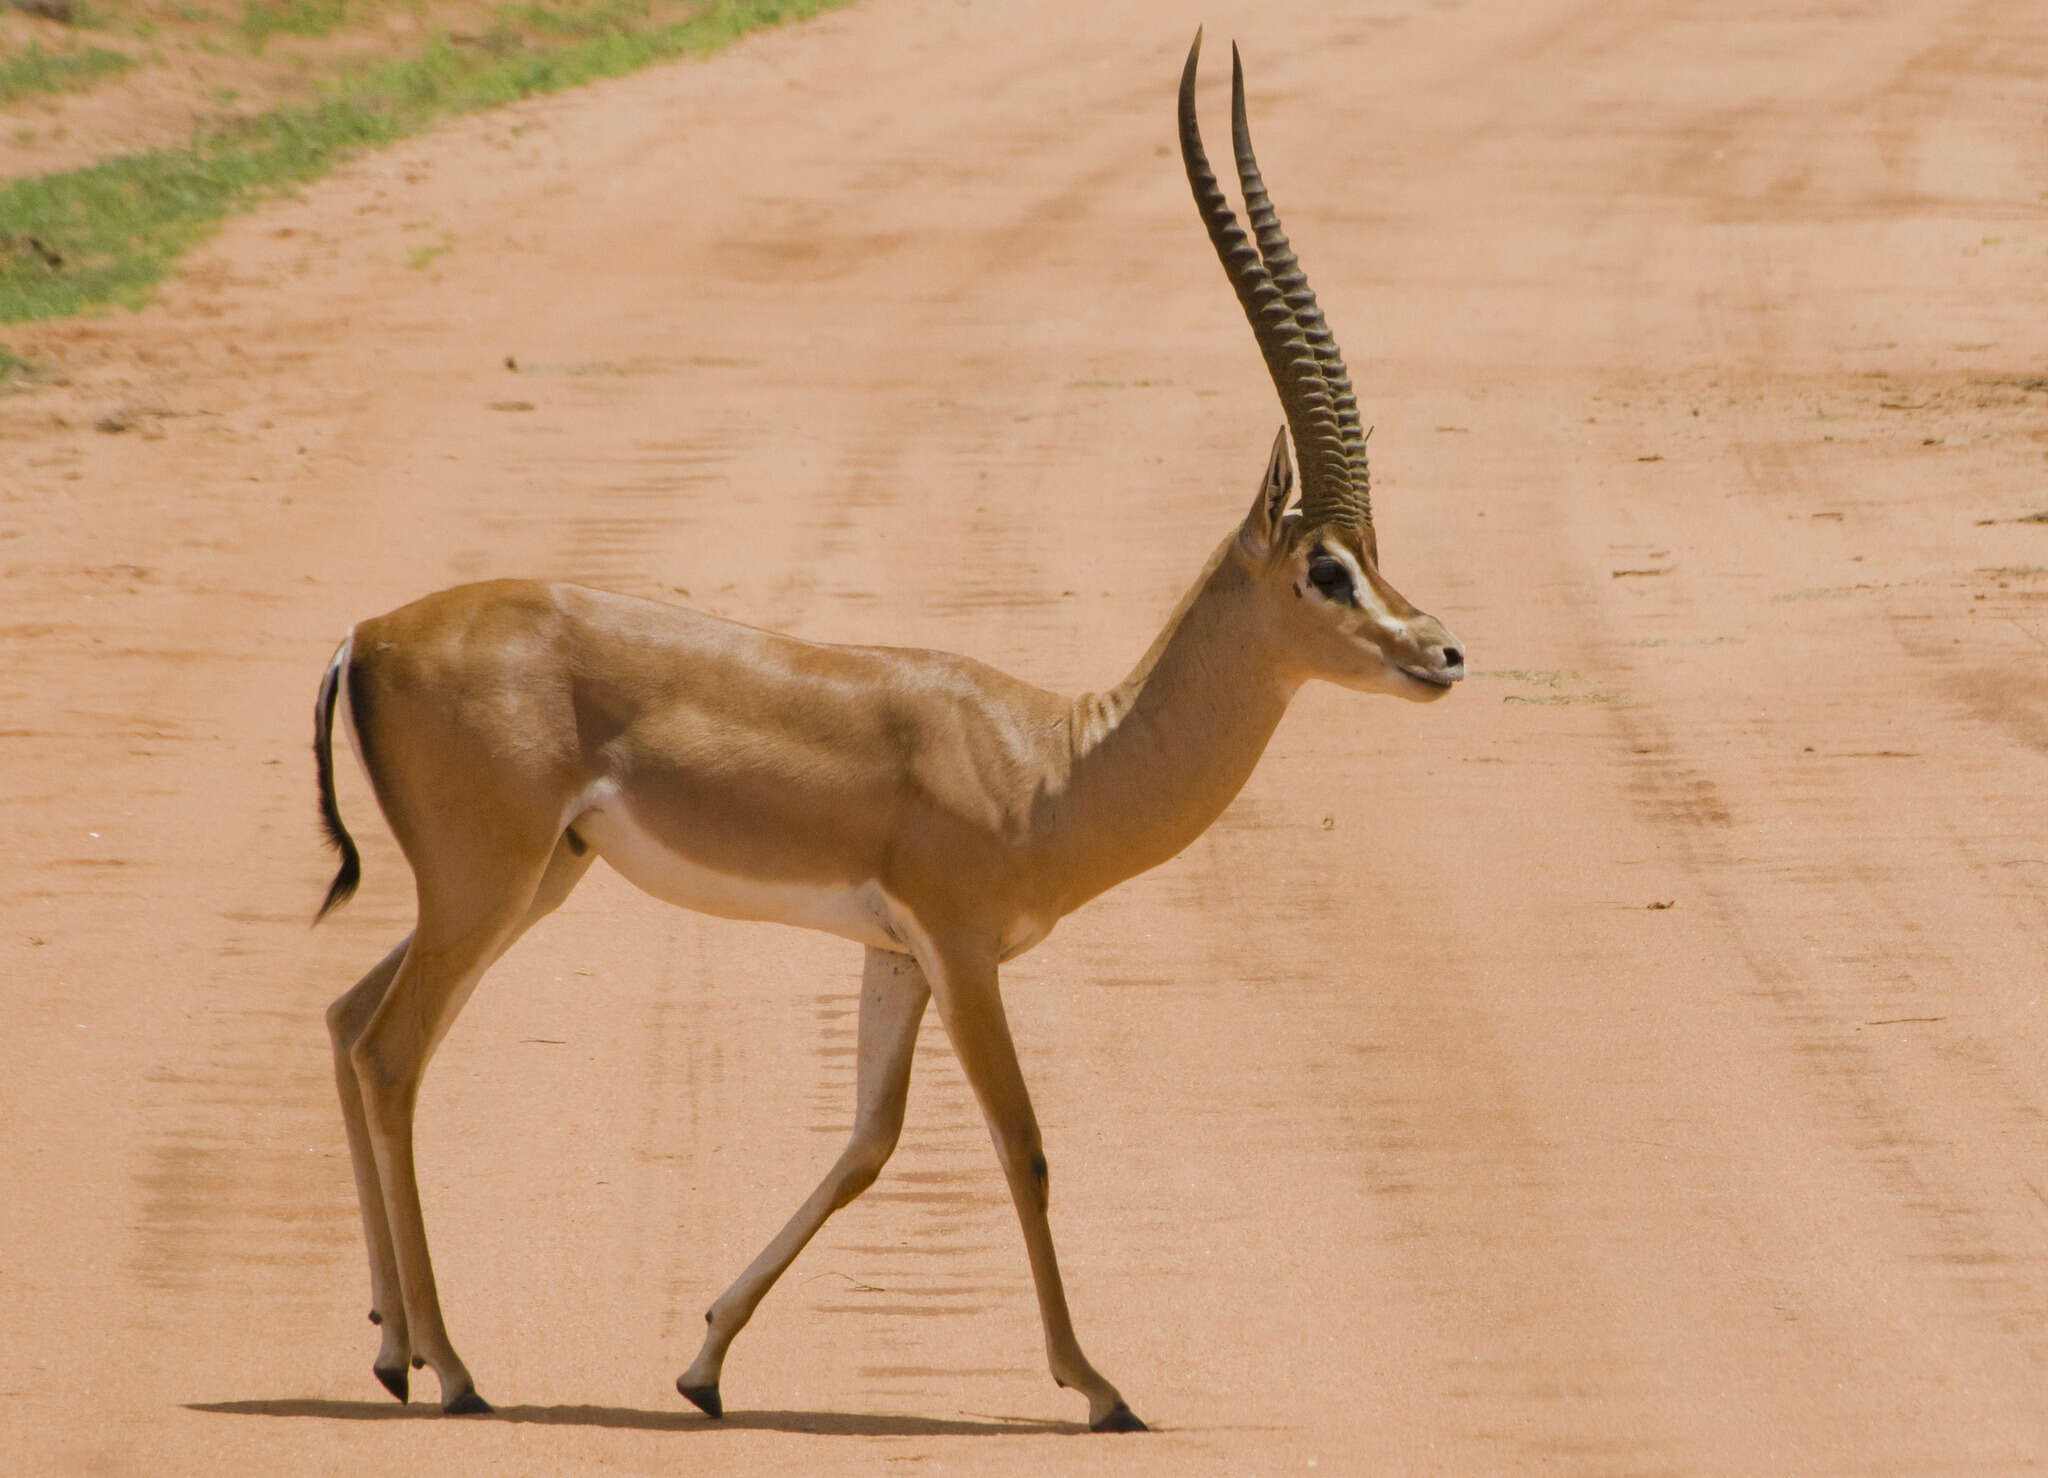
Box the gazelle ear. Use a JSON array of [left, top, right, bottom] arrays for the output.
[[1241, 425, 1294, 555]]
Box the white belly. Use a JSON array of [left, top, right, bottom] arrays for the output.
[[571, 789, 905, 953]]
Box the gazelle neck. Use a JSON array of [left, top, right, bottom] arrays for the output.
[[1052, 535, 1300, 909]]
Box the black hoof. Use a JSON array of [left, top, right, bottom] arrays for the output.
[[368, 1308, 382, 1326], [1092, 1402, 1148, 1433], [677, 1380, 723, 1418], [444, 1389, 493, 1416], [374, 1365, 408, 1403]]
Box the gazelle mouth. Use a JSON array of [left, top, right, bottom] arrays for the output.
[[1400, 665, 1458, 690]]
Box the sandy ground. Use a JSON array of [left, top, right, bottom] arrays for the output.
[[4, 0, 2048, 1472]]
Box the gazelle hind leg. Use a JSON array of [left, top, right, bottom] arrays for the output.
[[678, 946, 930, 1417], [338, 832, 593, 1410], [913, 928, 1144, 1432], [327, 935, 416, 1399]]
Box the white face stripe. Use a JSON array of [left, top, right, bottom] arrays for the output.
[[1310, 542, 1404, 639]]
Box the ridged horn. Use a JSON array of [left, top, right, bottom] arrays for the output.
[[1229, 43, 1372, 529], [1179, 30, 1353, 528]]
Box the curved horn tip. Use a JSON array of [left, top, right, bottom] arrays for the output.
[[1230, 44, 1248, 135]]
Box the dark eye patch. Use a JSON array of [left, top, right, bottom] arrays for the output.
[[1307, 555, 1354, 605]]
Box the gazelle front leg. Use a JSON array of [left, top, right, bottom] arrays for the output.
[[678, 945, 931, 1416], [913, 927, 1146, 1433]]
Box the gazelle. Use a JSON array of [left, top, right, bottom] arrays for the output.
[[313, 31, 1464, 1433]]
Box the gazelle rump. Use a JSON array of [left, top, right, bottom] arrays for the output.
[[312, 32, 1464, 1433]]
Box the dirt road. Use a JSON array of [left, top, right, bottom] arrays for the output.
[[4, 0, 2046, 1471]]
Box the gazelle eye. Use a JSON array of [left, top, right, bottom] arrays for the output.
[[1307, 558, 1353, 604]]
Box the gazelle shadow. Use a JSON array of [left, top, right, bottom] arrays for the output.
[[187, 1397, 1084, 1436]]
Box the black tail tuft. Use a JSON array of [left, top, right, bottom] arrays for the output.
[[313, 645, 361, 924]]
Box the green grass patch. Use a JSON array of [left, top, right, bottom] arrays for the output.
[[0, 0, 856, 324], [496, 0, 659, 39], [241, 0, 353, 48], [1, 101, 411, 320], [0, 43, 136, 105]]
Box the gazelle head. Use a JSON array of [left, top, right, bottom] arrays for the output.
[[1182, 31, 1466, 703]]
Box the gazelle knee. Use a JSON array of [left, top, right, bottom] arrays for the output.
[[348, 1034, 417, 1105], [327, 943, 406, 1049], [325, 993, 357, 1048], [327, 987, 378, 1052], [830, 1132, 900, 1210], [832, 1160, 881, 1210]]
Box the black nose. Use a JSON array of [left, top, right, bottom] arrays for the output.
[[1442, 647, 1463, 668]]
